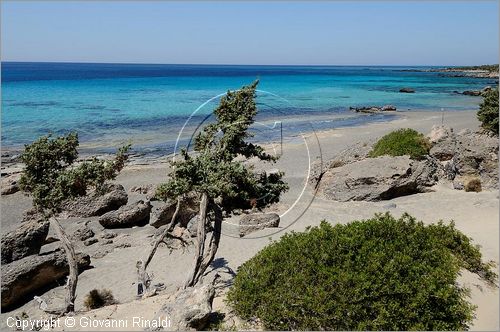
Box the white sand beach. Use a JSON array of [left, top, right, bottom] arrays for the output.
[[1, 109, 498, 331]]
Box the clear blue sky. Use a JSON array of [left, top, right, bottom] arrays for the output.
[[1, 1, 498, 65]]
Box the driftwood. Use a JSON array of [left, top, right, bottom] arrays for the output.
[[136, 197, 186, 297], [36, 216, 79, 315]]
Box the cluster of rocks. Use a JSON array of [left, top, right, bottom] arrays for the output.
[[314, 125, 498, 202], [453, 86, 493, 97], [349, 105, 397, 113], [1, 178, 281, 310]]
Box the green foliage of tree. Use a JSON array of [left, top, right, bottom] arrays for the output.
[[477, 88, 499, 135], [368, 128, 431, 160], [19, 132, 131, 214], [156, 81, 287, 212], [227, 213, 497, 331], [156, 81, 288, 287]]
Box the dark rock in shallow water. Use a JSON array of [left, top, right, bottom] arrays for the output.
[[99, 200, 152, 228], [462, 90, 482, 96], [62, 184, 128, 217], [349, 105, 396, 113], [1, 221, 50, 264], [239, 213, 280, 237], [399, 88, 415, 93], [1, 250, 90, 310]]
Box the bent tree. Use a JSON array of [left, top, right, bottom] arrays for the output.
[[19, 133, 130, 314], [155, 81, 288, 288]]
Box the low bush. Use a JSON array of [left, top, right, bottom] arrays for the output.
[[368, 128, 431, 160], [477, 88, 499, 135], [227, 213, 496, 331], [464, 176, 482, 193], [83, 289, 116, 310]]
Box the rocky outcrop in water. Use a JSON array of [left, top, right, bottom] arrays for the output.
[[349, 105, 397, 113], [399, 88, 415, 93]]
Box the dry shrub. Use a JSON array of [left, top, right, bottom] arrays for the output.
[[83, 289, 117, 310], [464, 177, 482, 192]]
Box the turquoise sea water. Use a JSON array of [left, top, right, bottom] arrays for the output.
[[1, 63, 494, 154]]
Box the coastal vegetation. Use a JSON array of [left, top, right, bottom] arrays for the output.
[[151, 81, 288, 288], [452, 64, 499, 72], [83, 289, 117, 310], [477, 87, 499, 135], [368, 128, 431, 160], [227, 213, 496, 331], [18, 132, 130, 314]]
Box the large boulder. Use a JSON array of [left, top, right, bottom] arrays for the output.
[[319, 156, 439, 201], [1, 250, 91, 310], [1, 173, 21, 195], [239, 213, 280, 237], [99, 200, 152, 228], [1, 221, 50, 264], [62, 184, 128, 217], [150, 282, 215, 331], [149, 196, 199, 228], [428, 127, 498, 189]]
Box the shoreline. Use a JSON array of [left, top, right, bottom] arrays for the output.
[[1, 107, 497, 331]]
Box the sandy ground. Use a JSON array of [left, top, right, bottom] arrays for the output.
[[1, 110, 498, 331]]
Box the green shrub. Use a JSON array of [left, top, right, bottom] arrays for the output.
[[477, 88, 499, 135], [368, 128, 430, 160], [83, 289, 117, 310], [227, 213, 496, 331], [19, 132, 130, 213]]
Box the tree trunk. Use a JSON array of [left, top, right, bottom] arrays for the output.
[[184, 192, 208, 288], [136, 197, 182, 296], [192, 202, 222, 285], [50, 216, 78, 313]]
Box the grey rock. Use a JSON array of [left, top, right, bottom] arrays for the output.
[[349, 105, 397, 113], [1, 173, 21, 195], [319, 156, 439, 202], [187, 215, 199, 237], [63, 184, 128, 217], [399, 88, 415, 93], [239, 213, 280, 237], [84, 238, 98, 246], [101, 231, 117, 239], [462, 90, 482, 96], [453, 180, 464, 190], [382, 203, 397, 209], [70, 226, 95, 242], [149, 282, 215, 331], [1, 221, 50, 264], [1, 250, 90, 310], [434, 130, 498, 188], [149, 195, 199, 228], [99, 200, 152, 228]]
